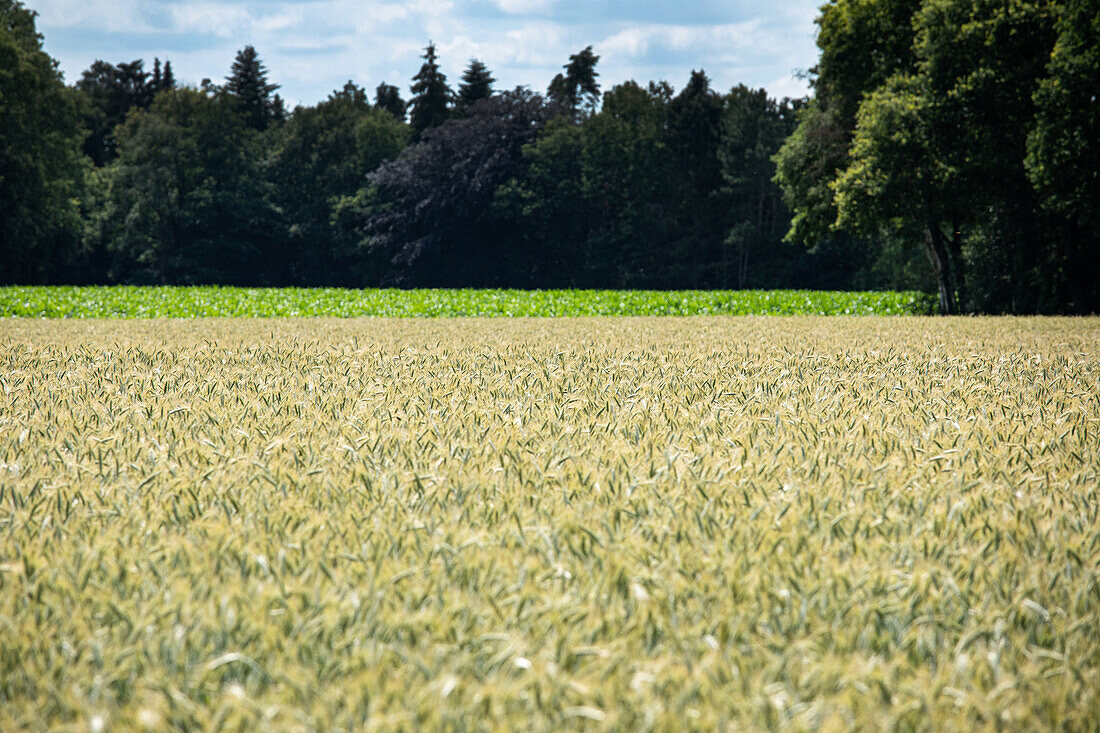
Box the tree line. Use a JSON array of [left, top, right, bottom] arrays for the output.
[[2, 0, 1096, 311]]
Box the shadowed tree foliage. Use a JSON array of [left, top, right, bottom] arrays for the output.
[[363, 89, 553, 285], [0, 0, 87, 283], [775, 0, 1079, 313], [89, 87, 279, 284], [267, 82, 409, 285], [224, 45, 284, 131], [374, 82, 405, 120], [456, 59, 495, 115], [663, 70, 727, 286], [718, 86, 799, 287], [76, 58, 175, 166], [548, 45, 601, 117], [774, 0, 925, 292], [150, 58, 174, 94], [830, 0, 1059, 313], [1026, 0, 1100, 313], [408, 42, 451, 137]]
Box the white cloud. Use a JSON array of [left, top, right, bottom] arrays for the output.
[[35, 0, 823, 105], [168, 3, 253, 37], [600, 21, 770, 61], [31, 0, 156, 32], [494, 0, 556, 14], [764, 74, 811, 100]]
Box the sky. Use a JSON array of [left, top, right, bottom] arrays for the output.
[[32, 0, 822, 108]]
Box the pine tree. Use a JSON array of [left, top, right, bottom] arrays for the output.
[[224, 45, 281, 131], [456, 59, 494, 115], [408, 42, 452, 137]]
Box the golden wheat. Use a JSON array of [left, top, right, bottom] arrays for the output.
[[1, 317, 1098, 731]]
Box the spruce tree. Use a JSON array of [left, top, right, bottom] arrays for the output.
[[456, 59, 494, 115], [408, 42, 452, 137], [149, 57, 175, 95], [224, 45, 282, 131]]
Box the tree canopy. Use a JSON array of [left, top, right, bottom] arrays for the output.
[[776, 0, 1089, 313], [0, 0, 86, 283], [548, 46, 601, 117], [0, 15, 1096, 313]]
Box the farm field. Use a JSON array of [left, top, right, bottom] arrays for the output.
[[0, 286, 936, 318], [1, 316, 1098, 730]]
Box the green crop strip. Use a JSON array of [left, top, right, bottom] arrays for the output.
[[0, 286, 936, 318]]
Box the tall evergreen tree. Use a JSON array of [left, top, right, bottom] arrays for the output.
[[456, 59, 494, 114], [149, 57, 175, 95], [374, 82, 406, 119], [408, 42, 452, 137], [224, 45, 283, 131], [547, 46, 601, 117]]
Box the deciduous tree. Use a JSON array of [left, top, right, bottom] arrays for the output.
[[0, 0, 86, 282]]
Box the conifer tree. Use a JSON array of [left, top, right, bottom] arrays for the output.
[[456, 59, 494, 115], [224, 45, 282, 130], [408, 42, 452, 136]]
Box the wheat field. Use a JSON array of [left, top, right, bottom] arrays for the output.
[[1, 317, 1098, 731]]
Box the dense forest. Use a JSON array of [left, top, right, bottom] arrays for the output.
[[2, 0, 1096, 312]]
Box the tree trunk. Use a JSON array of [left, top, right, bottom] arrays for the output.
[[923, 224, 956, 314], [948, 217, 966, 312]]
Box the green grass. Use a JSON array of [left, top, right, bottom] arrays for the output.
[[0, 285, 936, 318]]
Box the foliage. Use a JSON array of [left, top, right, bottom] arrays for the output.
[[778, 0, 1086, 314], [373, 81, 405, 120], [0, 0, 87, 284], [0, 286, 936, 317], [456, 59, 495, 115], [407, 43, 451, 137], [75, 57, 174, 166], [775, 0, 921, 249], [223, 45, 283, 131], [364, 89, 553, 286], [1, 316, 1097, 729], [1025, 0, 1100, 313], [719, 86, 799, 288], [547, 45, 601, 117], [90, 87, 278, 284], [266, 83, 409, 285], [4, 7, 1094, 309]]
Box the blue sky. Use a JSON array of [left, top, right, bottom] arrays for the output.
[[32, 0, 822, 108]]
